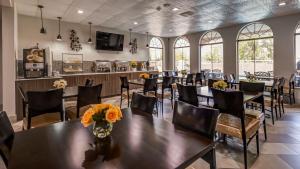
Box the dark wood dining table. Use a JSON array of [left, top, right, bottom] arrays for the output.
[[8, 108, 214, 169], [197, 86, 263, 103], [128, 78, 163, 86]]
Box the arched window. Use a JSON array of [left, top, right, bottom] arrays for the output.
[[149, 37, 163, 72], [295, 24, 300, 70], [237, 23, 274, 78], [200, 31, 223, 73], [174, 37, 190, 71]]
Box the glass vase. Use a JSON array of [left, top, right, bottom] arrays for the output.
[[93, 121, 113, 139]]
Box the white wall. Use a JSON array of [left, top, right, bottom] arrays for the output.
[[166, 13, 300, 79], [18, 15, 153, 62], [1, 6, 16, 119]]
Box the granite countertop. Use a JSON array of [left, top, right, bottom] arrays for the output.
[[16, 70, 159, 81]]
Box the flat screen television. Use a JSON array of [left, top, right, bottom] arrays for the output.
[[96, 31, 124, 51]]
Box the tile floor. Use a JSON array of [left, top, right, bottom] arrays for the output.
[[2, 97, 300, 169]]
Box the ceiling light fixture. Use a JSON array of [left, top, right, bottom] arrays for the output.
[[77, 9, 84, 14], [56, 17, 62, 41], [129, 29, 132, 46], [134, 21, 138, 25], [169, 29, 173, 32], [38, 5, 46, 34], [172, 7, 179, 11], [278, 1, 286, 6], [208, 20, 213, 23], [146, 32, 149, 48], [87, 22, 92, 44]]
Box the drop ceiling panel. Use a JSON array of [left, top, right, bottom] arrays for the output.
[[15, 0, 300, 37]]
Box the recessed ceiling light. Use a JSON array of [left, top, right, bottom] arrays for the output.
[[278, 2, 286, 6], [169, 29, 173, 32], [172, 7, 179, 11], [134, 21, 138, 25], [77, 10, 84, 14], [208, 20, 213, 23]]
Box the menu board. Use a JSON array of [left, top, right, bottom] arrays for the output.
[[23, 48, 46, 78]]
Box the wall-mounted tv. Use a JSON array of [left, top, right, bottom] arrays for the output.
[[96, 31, 124, 51]]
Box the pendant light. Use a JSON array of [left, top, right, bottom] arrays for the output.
[[88, 22, 92, 44], [38, 5, 46, 34], [129, 29, 132, 46], [146, 32, 149, 48], [56, 17, 62, 41]]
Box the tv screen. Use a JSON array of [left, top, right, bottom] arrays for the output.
[[96, 31, 124, 51]]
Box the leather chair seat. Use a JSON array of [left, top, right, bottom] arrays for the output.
[[216, 113, 260, 139], [23, 113, 61, 129], [245, 109, 264, 124]]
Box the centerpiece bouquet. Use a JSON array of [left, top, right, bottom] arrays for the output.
[[53, 79, 67, 89], [212, 80, 228, 90], [81, 104, 122, 139], [130, 61, 138, 71], [180, 69, 187, 76], [139, 73, 150, 79]]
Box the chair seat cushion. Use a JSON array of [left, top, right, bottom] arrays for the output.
[[245, 109, 264, 124], [23, 113, 62, 129], [216, 113, 260, 139]]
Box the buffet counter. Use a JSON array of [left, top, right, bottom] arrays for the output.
[[15, 70, 158, 120]]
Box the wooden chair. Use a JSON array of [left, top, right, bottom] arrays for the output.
[[239, 81, 267, 140], [277, 77, 286, 116], [283, 73, 296, 104], [120, 76, 130, 107], [263, 78, 279, 124], [173, 101, 219, 169], [156, 76, 174, 115], [24, 89, 64, 130], [130, 92, 158, 115], [65, 84, 102, 120], [185, 73, 194, 85], [212, 89, 260, 169], [195, 72, 205, 86], [0, 111, 14, 167]]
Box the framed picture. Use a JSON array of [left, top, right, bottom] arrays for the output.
[[62, 53, 83, 73]]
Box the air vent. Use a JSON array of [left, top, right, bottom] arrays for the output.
[[179, 11, 194, 17]]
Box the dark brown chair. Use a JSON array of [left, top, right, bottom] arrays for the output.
[[212, 89, 260, 169], [173, 101, 219, 169], [120, 76, 130, 107], [185, 73, 194, 85], [85, 79, 94, 87], [66, 84, 102, 120], [143, 78, 157, 96], [176, 83, 198, 107], [263, 78, 279, 125], [130, 92, 157, 115], [283, 73, 296, 104], [0, 111, 14, 167], [156, 76, 174, 115], [239, 81, 267, 140], [277, 77, 286, 116], [25, 89, 64, 129], [195, 72, 205, 86]]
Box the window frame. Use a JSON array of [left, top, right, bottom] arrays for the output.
[[149, 37, 164, 72], [173, 37, 190, 71]]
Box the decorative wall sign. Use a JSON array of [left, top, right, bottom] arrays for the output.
[[130, 38, 137, 54], [70, 30, 82, 52]]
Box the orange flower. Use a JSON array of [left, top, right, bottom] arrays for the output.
[[114, 106, 123, 120], [81, 108, 95, 127], [105, 108, 119, 123], [92, 103, 112, 113]]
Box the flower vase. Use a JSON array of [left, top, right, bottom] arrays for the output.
[[93, 121, 113, 139], [132, 68, 137, 71]]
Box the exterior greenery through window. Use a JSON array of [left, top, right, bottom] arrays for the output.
[[238, 23, 274, 78], [174, 37, 190, 71], [149, 37, 163, 72], [200, 31, 223, 73]]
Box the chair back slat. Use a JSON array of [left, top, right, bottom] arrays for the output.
[[77, 84, 102, 109], [143, 78, 157, 93], [212, 89, 244, 118], [173, 101, 219, 139], [130, 93, 157, 114], [120, 76, 129, 88], [239, 81, 265, 93], [176, 83, 198, 107]]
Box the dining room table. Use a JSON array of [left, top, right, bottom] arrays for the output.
[[8, 108, 214, 169], [227, 79, 274, 88]]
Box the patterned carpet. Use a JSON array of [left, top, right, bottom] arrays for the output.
[[2, 97, 300, 169]]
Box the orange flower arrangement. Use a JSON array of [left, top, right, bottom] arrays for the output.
[[81, 103, 122, 127], [139, 73, 150, 79]]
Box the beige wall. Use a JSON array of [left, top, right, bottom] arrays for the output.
[[1, 6, 16, 119], [166, 13, 300, 78], [18, 15, 161, 63]]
